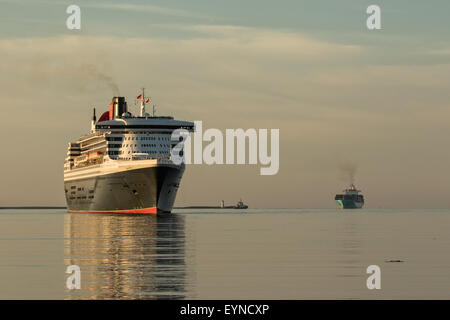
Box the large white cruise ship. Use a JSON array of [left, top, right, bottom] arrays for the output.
[[63, 91, 194, 214]]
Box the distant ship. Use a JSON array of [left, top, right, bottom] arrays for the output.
[[220, 199, 248, 209], [175, 199, 249, 210], [334, 184, 364, 209], [234, 199, 248, 209], [64, 90, 194, 214]]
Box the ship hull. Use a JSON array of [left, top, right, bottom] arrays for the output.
[[64, 164, 184, 214], [335, 200, 364, 209]]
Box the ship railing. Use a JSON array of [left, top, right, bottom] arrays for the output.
[[77, 131, 104, 142], [71, 156, 104, 169], [115, 155, 175, 162]]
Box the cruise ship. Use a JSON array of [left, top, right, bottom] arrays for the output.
[[334, 184, 365, 209], [63, 91, 194, 214]]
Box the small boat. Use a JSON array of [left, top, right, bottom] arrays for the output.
[[234, 199, 248, 209]]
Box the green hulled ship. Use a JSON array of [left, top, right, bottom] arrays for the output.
[[335, 184, 364, 209]]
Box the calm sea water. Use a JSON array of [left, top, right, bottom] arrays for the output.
[[0, 208, 449, 299]]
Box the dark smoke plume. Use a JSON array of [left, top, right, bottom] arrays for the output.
[[24, 58, 120, 96], [79, 63, 120, 95], [339, 162, 358, 185]]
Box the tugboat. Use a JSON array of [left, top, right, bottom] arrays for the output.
[[234, 199, 248, 209], [335, 184, 364, 209]]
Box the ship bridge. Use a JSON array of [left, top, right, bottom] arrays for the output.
[[95, 117, 194, 132]]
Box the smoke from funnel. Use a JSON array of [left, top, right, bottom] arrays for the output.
[[23, 58, 120, 96], [80, 63, 120, 95], [339, 162, 358, 186]]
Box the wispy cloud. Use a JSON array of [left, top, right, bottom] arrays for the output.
[[0, 0, 216, 20], [184, 24, 361, 57], [84, 2, 212, 20]]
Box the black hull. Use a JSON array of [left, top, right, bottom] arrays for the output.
[[64, 165, 184, 213]]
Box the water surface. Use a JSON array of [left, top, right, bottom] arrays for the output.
[[0, 208, 449, 299]]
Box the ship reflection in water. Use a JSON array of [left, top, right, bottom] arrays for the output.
[[64, 213, 188, 299]]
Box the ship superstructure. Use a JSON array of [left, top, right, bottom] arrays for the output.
[[334, 184, 365, 209], [64, 91, 194, 214]]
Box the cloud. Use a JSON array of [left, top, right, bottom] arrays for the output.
[[184, 24, 361, 58], [429, 48, 450, 55], [0, 27, 362, 105], [83, 2, 215, 20], [0, 0, 214, 20]]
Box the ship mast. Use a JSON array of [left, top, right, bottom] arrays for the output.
[[140, 87, 146, 117]]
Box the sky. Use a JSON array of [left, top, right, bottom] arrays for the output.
[[1, 0, 450, 208]]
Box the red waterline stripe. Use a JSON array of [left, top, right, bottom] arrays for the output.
[[68, 207, 168, 214]]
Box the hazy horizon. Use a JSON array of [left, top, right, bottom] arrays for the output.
[[1, 0, 450, 208]]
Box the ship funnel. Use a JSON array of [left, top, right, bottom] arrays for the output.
[[109, 97, 127, 120]]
